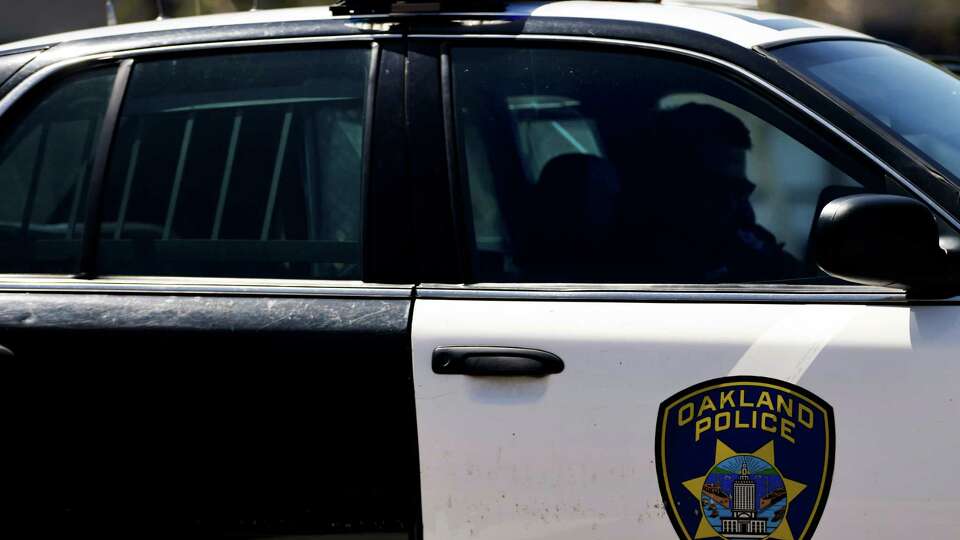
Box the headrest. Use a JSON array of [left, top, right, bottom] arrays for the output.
[[536, 154, 620, 229]]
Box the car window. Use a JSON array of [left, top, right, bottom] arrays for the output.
[[98, 47, 369, 279], [0, 67, 116, 273], [451, 45, 882, 284], [775, 41, 960, 188]]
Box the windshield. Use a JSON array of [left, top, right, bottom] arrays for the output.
[[774, 40, 960, 185]]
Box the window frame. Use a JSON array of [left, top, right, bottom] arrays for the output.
[[425, 34, 960, 298], [0, 34, 412, 289]]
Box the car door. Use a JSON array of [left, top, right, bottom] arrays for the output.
[[410, 38, 960, 540], [0, 37, 422, 539]]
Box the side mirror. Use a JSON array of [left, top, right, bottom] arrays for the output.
[[815, 194, 958, 297]]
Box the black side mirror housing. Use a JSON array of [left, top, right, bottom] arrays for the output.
[[815, 194, 959, 297]]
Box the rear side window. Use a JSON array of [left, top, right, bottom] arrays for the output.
[[99, 47, 369, 279], [0, 67, 116, 273], [451, 46, 883, 284]]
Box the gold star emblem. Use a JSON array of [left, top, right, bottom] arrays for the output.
[[682, 440, 807, 540]]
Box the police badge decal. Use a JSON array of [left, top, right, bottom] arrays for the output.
[[655, 376, 835, 540]]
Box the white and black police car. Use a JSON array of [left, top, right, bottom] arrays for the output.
[[0, 1, 957, 540]]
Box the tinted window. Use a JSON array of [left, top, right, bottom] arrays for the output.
[[0, 50, 39, 87], [775, 41, 960, 188], [452, 46, 881, 284], [99, 48, 369, 279], [0, 67, 116, 273]]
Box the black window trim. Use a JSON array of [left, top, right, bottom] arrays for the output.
[[416, 32, 960, 302], [79, 57, 132, 278], [0, 34, 414, 294], [439, 43, 476, 283]]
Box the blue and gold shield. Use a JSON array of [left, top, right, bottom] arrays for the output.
[[656, 376, 835, 540]]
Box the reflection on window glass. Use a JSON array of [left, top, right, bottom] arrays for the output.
[[452, 46, 879, 284], [99, 48, 369, 279], [775, 41, 960, 187], [508, 95, 605, 183], [0, 67, 116, 273]]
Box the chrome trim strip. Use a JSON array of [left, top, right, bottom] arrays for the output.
[[411, 33, 960, 232], [421, 282, 897, 292], [416, 287, 911, 304], [0, 34, 398, 121], [0, 276, 412, 298]]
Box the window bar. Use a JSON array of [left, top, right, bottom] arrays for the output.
[[20, 123, 50, 236], [163, 114, 195, 240], [302, 111, 319, 240], [302, 111, 320, 276], [211, 111, 243, 240], [67, 118, 101, 239], [260, 107, 293, 241], [114, 123, 143, 239]]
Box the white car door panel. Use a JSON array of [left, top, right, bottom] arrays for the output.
[[412, 298, 960, 540], [419, 37, 960, 540]]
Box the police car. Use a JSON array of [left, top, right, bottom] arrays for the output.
[[0, 1, 958, 540]]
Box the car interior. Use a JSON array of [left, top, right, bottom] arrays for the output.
[[453, 45, 881, 285]]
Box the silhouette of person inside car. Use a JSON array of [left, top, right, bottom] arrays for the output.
[[519, 103, 801, 283], [623, 103, 802, 282]]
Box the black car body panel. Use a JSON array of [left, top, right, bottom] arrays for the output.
[[0, 15, 422, 538], [3, 291, 420, 538]]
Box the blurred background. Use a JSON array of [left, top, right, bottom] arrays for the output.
[[0, 0, 957, 56]]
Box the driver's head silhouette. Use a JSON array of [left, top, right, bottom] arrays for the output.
[[641, 103, 799, 281], [652, 103, 756, 231]]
